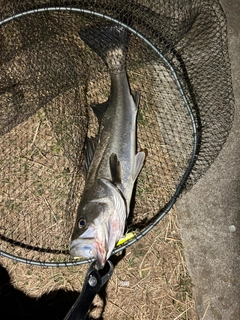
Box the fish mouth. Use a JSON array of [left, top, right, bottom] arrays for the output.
[[70, 237, 107, 268], [70, 224, 109, 268], [70, 238, 96, 259]]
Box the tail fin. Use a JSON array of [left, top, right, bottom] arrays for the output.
[[79, 23, 129, 72]]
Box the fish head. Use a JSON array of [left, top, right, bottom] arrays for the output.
[[70, 199, 108, 267], [70, 225, 107, 267], [70, 179, 126, 268]]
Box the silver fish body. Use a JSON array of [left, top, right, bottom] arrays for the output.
[[70, 25, 145, 267]]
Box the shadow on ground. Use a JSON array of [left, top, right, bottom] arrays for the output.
[[0, 263, 79, 320], [0, 253, 125, 320]]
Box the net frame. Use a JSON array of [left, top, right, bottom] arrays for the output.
[[0, 2, 231, 266]]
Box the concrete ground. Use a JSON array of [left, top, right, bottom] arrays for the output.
[[176, 1, 240, 319]]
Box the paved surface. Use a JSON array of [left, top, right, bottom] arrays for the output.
[[176, 1, 240, 319]]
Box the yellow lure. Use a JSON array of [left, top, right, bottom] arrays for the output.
[[116, 231, 139, 247]]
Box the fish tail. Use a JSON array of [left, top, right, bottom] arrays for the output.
[[79, 24, 129, 72]]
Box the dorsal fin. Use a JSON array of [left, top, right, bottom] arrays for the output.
[[91, 101, 108, 123], [109, 153, 122, 184], [83, 136, 98, 172]]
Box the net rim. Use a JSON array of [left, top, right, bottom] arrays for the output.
[[0, 6, 198, 267]]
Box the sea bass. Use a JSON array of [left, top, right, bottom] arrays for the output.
[[70, 24, 145, 268]]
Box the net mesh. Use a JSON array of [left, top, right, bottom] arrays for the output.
[[0, 0, 234, 265]]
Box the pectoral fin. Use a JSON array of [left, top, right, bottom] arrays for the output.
[[132, 151, 145, 181], [109, 153, 122, 184]]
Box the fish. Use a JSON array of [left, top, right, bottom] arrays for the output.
[[70, 24, 145, 268]]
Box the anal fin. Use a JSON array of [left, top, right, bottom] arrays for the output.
[[132, 151, 145, 181], [132, 91, 140, 107]]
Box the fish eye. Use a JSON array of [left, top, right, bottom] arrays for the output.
[[78, 218, 87, 229]]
